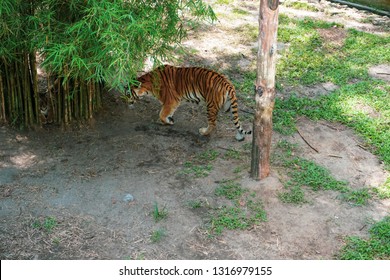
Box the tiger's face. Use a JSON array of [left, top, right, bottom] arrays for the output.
[[128, 74, 153, 103]]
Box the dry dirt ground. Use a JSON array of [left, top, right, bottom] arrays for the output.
[[0, 0, 389, 259]]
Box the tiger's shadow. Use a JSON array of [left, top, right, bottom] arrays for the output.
[[134, 123, 210, 146]]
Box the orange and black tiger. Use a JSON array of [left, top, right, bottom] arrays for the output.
[[129, 65, 251, 141]]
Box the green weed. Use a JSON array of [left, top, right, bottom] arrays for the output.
[[232, 24, 258, 43], [374, 177, 390, 199], [210, 202, 266, 235], [339, 216, 390, 259], [278, 185, 307, 204], [284, 0, 319, 12], [341, 188, 372, 206], [215, 0, 233, 5], [274, 81, 390, 169], [152, 203, 168, 222], [215, 181, 247, 200], [224, 148, 241, 160], [232, 7, 250, 16], [150, 229, 166, 243], [187, 200, 203, 209], [286, 158, 349, 193], [181, 149, 219, 178], [209, 182, 267, 235], [273, 140, 373, 205], [32, 216, 58, 233], [182, 162, 213, 177], [197, 149, 220, 162]]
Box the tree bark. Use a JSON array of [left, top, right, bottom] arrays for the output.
[[250, 0, 279, 180]]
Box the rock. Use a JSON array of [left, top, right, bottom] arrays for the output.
[[123, 194, 134, 202], [368, 64, 390, 82], [322, 82, 339, 92]]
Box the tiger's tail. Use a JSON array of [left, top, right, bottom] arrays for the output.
[[227, 88, 252, 141]]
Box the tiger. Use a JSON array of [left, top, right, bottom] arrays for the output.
[[129, 65, 251, 141]]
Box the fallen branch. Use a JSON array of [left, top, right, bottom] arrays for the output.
[[376, 72, 390, 75], [297, 128, 319, 153], [328, 154, 343, 158]]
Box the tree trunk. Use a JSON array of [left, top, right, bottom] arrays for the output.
[[250, 0, 279, 180]]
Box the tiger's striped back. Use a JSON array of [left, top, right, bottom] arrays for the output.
[[131, 65, 251, 141]]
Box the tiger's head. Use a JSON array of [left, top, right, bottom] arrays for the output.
[[128, 73, 154, 103]]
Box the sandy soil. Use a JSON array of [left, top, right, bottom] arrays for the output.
[[0, 0, 389, 259]]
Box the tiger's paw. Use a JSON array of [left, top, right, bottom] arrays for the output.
[[199, 127, 209, 136], [159, 117, 174, 125], [235, 132, 245, 141]]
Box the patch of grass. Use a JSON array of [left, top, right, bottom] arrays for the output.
[[150, 229, 166, 243], [180, 149, 220, 178], [187, 200, 203, 209], [232, 24, 258, 43], [215, 0, 233, 5], [284, 0, 319, 12], [341, 188, 372, 206], [278, 185, 307, 204], [210, 201, 267, 235], [209, 182, 267, 235], [273, 140, 373, 205], [274, 81, 390, 169], [197, 149, 219, 162], [373, 177, 390, 199], [224, 148, 241, 160], [278, 16, 389, 86], [215, 181, 247, 200], [286, 158, 349, 192], [339, 216, 390, 260], [152, 203, 168, 222], [182, 161, 213, 177], [32, 216, 58, 233], [233, 166, 242, 174], [232, 7, 250, 16]]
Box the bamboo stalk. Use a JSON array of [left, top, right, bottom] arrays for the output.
[[0, 74, 6, 122], [16, 60, 24, 126], [23, 56, 30, 126], [29, 52, 40, 124], [88, 81, 93, 119], [57, 77, 62, 124], [74, 78, 80, 119]]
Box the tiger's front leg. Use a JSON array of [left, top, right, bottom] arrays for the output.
[[159, 101, 179, 125]]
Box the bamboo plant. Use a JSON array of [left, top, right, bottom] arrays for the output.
[[0, 0, 215, 128]]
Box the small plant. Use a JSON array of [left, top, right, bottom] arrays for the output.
[[32, 216, 58, 233], [341, 188, 372, 206], [187, 200, 203, 209], [233, 166, 242, 174], [339, 216, 390, 260], [208, 181, 267, 236], [182, 161, 213, 178], [273, 140, 365, 205], [210, 201, 267, 236], [180, 149, 219, 177], [286, 158, 349, 193], [278, 186, 306, 204], [197, 149, 219, 162], [152, 203, 168, 222], [215, 181, 247, 200], [374, 177, 390, 199], [224, 148, 241, 160], [232, 7, 250, 16], [150, 229, 166, 243]]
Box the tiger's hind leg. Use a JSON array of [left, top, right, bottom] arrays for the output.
[[199, 104, 218, 136]]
